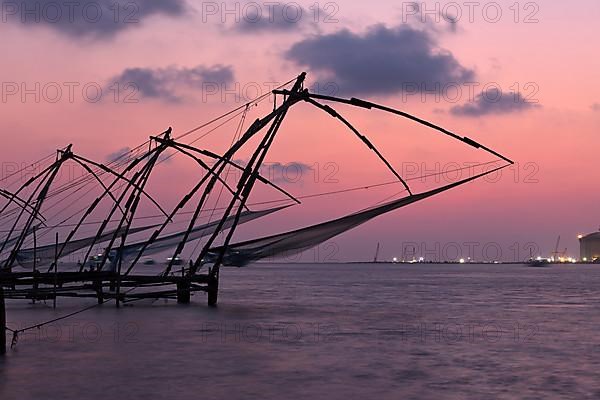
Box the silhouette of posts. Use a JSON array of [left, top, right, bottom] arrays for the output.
[[176, 279, 191, 304], [53, 232, 58, 309], [1, 286, 6, 355]]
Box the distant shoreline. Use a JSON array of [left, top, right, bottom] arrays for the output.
[[254, 261, 597, 266]]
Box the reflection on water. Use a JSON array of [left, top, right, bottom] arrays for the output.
[[2, 263, 600, 399]]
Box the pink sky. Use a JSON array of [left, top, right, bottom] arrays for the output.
[[1, 0, 599, 261]]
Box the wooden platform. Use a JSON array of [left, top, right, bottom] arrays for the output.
[[0, 270, 215, 304]]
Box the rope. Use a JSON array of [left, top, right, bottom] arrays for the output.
[[173, 77, 296, 142], [3, 269, 170, 349], [0, 152, 57, 186], [190, 105, 250, 257], [1, 78, 296, 222], [0, 80, 297, 256], [0, 160, 501, 235], [4, 106, 253, 248], [244, 159, 503, 206]]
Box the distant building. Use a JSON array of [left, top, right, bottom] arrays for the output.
[[579, 232, 600, 261]]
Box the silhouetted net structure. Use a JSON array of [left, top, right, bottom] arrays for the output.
[[0, 73, 513, 307]]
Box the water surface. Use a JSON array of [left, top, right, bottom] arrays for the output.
[[2, 263, 600, 399]]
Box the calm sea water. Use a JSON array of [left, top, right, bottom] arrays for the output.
[[2, 263, 600, 399]]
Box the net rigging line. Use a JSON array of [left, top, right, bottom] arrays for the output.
[[0, 145, 146, 234], [5, 80, 286, 231], [0, 159, 501, 235], [5, 149, 167, 249], [0, 77, 297, 254], [189, 104, 250, 258], [11, 95, 289, 250], [229, 159, 504, 207], [13, 107, 302, 276], [173, 77, 297, 143], [3, 108, 247, 246], [4, 75, 511, 272], [0, 151, 58, 188], [2, 77, 297, 216], [16, 108, 254, 249]]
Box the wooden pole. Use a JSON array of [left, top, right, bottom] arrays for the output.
[[116, 248, 122, 308], [94, 278, 104, 305], [1, 286, 6, 355], [53, 232, 58, 309], [176, 279, 191, 304], [33, 226, 37, 272], [207, 268, 219, 307], [33, 226, 37, 304]]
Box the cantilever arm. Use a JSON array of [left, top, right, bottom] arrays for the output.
[[207, 152, 301, 205], [71, 153, 170, 220], [273, 90, 514, 165], [303, 97, 412, 195], [68, 157, 127, 218], [161, 140, 301, 205], [0, 157, 62, 217], [151, 138, 249, 211], [0, 189, 47, 224]]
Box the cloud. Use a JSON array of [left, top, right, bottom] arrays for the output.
[[233, 160, 313, 185], [261, 162, 314, 184], [592, 103, 600, 112], [106, 147, 131, 162], [402, 2, 461, 34], [106, 146, 175, 164], [285, 24, 474, 96], [1, 0, 187, 39], [450, 89, 540, 117], [234, 3, 306, 33], [110, 64, 234, 103]]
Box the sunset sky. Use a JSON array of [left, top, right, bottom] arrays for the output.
[[1, 0, 599, 262]]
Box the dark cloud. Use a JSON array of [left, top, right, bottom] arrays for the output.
[[1, 0, 187, 39], [592, 103, 600, 112], [450, 89, 540, 117], [285, 24, 474, 96], [106, 147, 131, 162], [234, 3, 306, 33], [403, 2, 460, 34], [233, 160, 313, 185], [261, 162, 313, 185], [106, 146, 174, 164], [110, 64, 234, 103]]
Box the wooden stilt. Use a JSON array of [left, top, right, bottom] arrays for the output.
[[32, 226, 37, 304], [53, 232, 58, 309], [116, 252, 122, 308], [176, 279, 191, 304], [207, 270, 219, 307], [94, 277, 104, 305], [1, 286, 6, 355]]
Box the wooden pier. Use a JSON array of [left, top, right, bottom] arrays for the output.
[[1, 269, 218, 355], [0, 270, 215, 304]]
